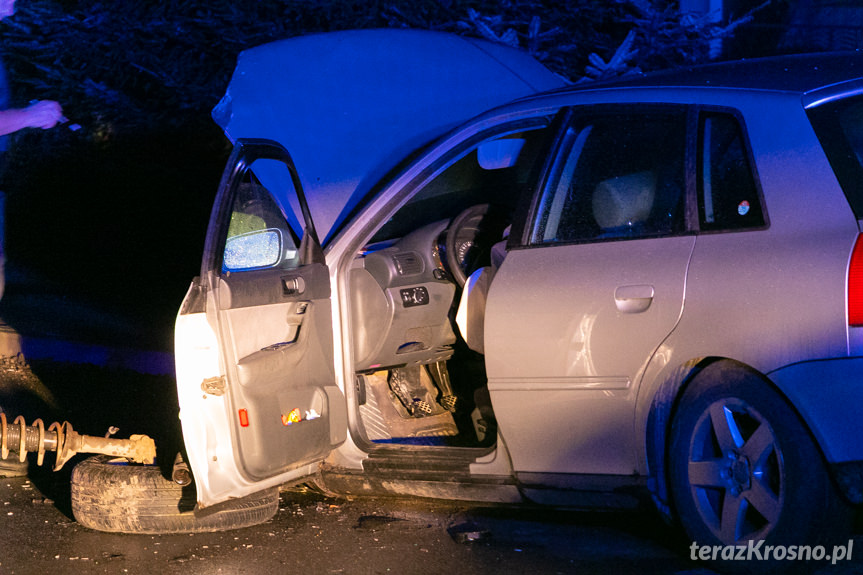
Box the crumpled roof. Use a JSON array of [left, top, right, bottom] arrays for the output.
[[213, 29, 567, 242]]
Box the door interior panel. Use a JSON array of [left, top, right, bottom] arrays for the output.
[[218, 262, 340, 480]]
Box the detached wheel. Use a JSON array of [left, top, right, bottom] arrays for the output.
[[71, 455, 279, 534], [669, 363, 852, 561]]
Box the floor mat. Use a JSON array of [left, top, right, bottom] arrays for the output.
[[358, 371, 457, 440]]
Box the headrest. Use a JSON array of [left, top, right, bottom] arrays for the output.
[[592, 171, 656, 229]]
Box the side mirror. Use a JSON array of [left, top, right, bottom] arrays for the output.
[[223, 228, 284, 271], [477, 138, 525, 170]]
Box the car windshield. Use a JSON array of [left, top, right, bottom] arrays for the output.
[[368, 126, 550, 245]]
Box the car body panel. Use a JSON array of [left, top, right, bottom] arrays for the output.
[[212, 29, 568, 242], [664, 95, 856, 371], [492, 88, 857, 375], [768, 357, 863, 462], [632, 92, 860, 475], [485, 236, 695, 476]]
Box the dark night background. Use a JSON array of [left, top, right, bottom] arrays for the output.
[[0, 0, 847, 351]]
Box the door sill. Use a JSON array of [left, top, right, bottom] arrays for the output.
[[319, 460, 522, 503]]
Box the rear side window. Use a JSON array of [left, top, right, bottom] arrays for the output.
[[808, 95, 863, 219], [531, 110, 687, 244], [698, 113, 765, 231]]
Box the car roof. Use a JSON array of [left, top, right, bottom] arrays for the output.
[[574, 51, 863, 95], [213, 29, 567, 242]]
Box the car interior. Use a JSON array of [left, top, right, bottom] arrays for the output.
[[346, 124, 553, 448]]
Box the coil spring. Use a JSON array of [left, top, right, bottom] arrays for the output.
[[0, 412, 156, 471], [0, 413, 64, 467]]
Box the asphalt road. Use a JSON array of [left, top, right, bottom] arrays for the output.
[[1, 471, 862, 575], [0, 477, 695, 575]]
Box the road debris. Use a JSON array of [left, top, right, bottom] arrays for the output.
[[448, 521, 491, 544]]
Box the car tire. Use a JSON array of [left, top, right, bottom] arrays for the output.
[[669, 362, 852, 566], [71, 455, 279, 534]]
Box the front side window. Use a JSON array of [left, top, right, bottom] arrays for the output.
[[222, 158, 300, 272], [531, 110, 687, 244]]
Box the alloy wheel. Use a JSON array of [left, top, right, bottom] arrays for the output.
[[685, 397, 785, 543]]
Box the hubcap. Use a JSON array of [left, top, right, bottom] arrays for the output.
[[722, 450, 752, 496], [686, 399, 784, 543]]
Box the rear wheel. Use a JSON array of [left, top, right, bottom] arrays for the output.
[[71, 455, 279, 534], [669, 363, 852, 567]]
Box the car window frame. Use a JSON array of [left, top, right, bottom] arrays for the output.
[[215, 161, 305, 275], [202, 140, 323, 283], [337, 114, 560, 259], [518, 103, 695, 249], [510, 103, 770, 251], [692, 105, 770, 235]]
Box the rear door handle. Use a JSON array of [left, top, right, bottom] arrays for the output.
[[614, 285, 654, 313]]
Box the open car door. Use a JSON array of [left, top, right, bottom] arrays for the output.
[[175, 139, 347, 508]]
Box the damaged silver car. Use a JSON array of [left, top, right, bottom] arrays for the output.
[[67, 30, 863, 561]]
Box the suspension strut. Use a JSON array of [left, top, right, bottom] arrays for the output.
[[0, 413, 156, 470]]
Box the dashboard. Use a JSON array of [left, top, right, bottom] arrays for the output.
[[349, 219, 457, 372]]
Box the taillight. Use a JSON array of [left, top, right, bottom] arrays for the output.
[[849, 235, 863, 326]]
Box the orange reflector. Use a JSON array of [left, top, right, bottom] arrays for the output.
[[238, 408, 249, 427], [850, 236, 863, 326]]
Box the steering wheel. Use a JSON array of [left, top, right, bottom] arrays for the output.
[[445, 204, 494, 287]]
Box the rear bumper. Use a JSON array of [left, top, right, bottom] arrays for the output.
[[769, 356, 863, 503], [769, 356, 863, 463]]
